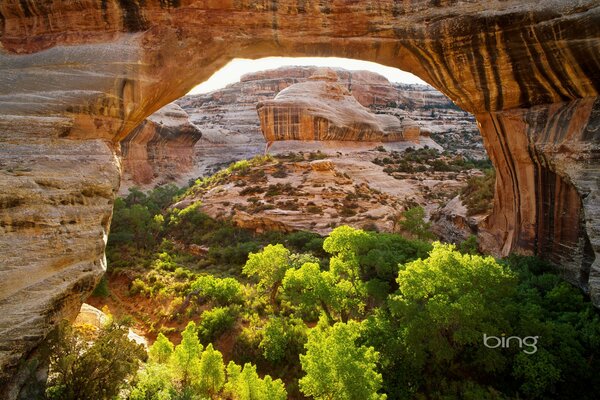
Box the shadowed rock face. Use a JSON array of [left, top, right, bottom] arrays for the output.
[[0, 0, 599, 394], [120, 103, 202, 190], [257, 71, 420, 142]]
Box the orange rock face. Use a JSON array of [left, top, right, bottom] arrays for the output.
[[0, 1, 599, 394], [257, 71, 419, 142], [120, 103, 202, 190]]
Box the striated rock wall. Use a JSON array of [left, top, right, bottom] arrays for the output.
[[477, 98, 600, 303], [257, 71, 420, 142], [0, 1, 599, 394], [178, 66, 471, 177], [120, 103, 202, 191]]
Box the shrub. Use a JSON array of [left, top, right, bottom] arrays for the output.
[[92, 276, 109, 297], [198, 306, 237, 343], [190, 275, 244, 306], [461, 168, 495, 216], [398, 206, 435, 241], [46, 320, 145, 400]]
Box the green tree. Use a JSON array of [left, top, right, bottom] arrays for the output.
[[282, 262, 340, 322], [45, 320, 145, 400], [397, 206, 435, 241], [129, 363, 175, 400], [259, 316, 307, 365], [198, 343, 226, 398], [243, 244, 293, 310], [224, 362, 286, 400], [149, 332, 174, 364], [387, 243, 516, 396], [198, 306, 237, 343], [171, 321, 203, 389], [299, 321, 386, 400]]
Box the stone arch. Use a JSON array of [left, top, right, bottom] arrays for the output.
[[1, 1, 599, 395]]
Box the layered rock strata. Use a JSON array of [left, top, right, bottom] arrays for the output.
[[120, 103, 202, 190], [177, 66, 476, 178], [1, 1, 599, 395], [257, 72, 420, 142]]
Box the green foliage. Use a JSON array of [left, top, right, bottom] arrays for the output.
[[324, 225, 431, 284], [243, 244, 293, 309], [361, 246, 600, 399], [389, 243, 516, 394], [45, 320, 145, 400], [458, 234, 480, 255], [198, 306, 237, 343], [129, 362, 175, 400], [171, 322, 203, 388], [282, 262, 341, 322], [190, 275, 244, 306], [91, 276, 109, 297], [198, 343, 226, 397], [461, 168, 496, 216], [224, 362, 287, 400], [148, 332, 174, 364], [299, 321, 386, 400], [259, 317, 308, 365], [398, 206, 435, 241], [105, 173, 600, 400]]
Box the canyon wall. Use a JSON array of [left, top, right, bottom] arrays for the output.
[[174, 66, 478, 181], [120, 103, 202, 189], [1, 0, 599, 395]]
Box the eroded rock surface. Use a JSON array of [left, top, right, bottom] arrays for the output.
[[177, 66, 479, 178], [120, 103, 202, 191], [257, 70, 420, 142], [1, 1, 599, 394]]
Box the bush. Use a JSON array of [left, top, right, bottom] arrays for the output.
[[198, 307, 237, 343], [92, 276, 109, 297], [46, 320, 145, 400], [398, 206, 435, 241], [461, 168, 495, 216], [190, 275, 244, 306]]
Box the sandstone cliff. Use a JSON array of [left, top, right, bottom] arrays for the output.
[[257, 70, 420, 143], [1, 1, 599, 395], [177, 66, 479, 177], [120, 103, 202, 191]]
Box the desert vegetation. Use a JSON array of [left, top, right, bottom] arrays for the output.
[[50, 175, 600, 400]]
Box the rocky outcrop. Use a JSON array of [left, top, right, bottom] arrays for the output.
[[1, 1, 599, 394], [430, 196, 478, 244], [257, 70, 420, 142], [120, 103, 202, 191], [477, 98, 600, 298], [178, 66, 476, 177]]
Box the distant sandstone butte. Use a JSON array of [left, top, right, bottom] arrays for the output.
[[122, 66, 454, 190], [257, 69, 421, 142], [120, 103, 202, 188]]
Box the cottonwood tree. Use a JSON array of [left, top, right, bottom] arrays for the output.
[[299, 321, 386, 400], [243, 244, 293, 311]]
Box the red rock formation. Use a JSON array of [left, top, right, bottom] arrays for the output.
[[0, 1, 599, 395], [120, 103, 202, 190], [179, 66, 463, 176], [257, 70, 419, 142]]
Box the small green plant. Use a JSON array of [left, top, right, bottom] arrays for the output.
[[461, 168, 495, 216], [398, 206, 435, 241]]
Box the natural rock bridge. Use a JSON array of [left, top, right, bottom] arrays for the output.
[[0, 0, 599, 395]]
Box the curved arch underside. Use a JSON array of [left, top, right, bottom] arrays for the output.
[[0, 0, 599, 394]]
